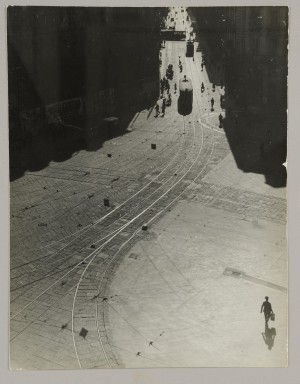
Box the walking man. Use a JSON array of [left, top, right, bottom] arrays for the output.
[[218, 113, 223, 128], [261, 296, 273, 323], [210, 97, 215, 111], [160, 79, 164, 94], [166, 80, 170, 94]]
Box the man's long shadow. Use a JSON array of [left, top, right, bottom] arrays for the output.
[[262, 323, 276, 350]]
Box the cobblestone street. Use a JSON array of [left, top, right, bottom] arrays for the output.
[[9, 6, 287, 369]]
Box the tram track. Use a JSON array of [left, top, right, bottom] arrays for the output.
[[12, 112, 189, 249], [10, 16, 219, 368], [85, 131, 215, 369], [10, 118, 196, 289], [10, 109, 203, 309], [72, 80, 216, 367], [10, 113, 211, 368], [80, 46, 220, 369], [11, 114, 185, 247], [10, 114, 201, 300]]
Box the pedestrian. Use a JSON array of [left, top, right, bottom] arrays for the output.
[[210, 97, 214, 110], [155, 103, 160, 117], [174, 83, 177, 94], [218, 113, 223, 128], [201, 82, 205, 93], [261, 296, 274, 323], [167, 93, 172, 106], [220, 95, 225, 109], [161, 97, 166, 116], [179, 64, 183, 73]]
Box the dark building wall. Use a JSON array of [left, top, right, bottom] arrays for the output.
[[190, 7, 288, 145], [7, 6, 166, 144], [223, 7, 288, 144]]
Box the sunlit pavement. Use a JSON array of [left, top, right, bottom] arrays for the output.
[[10, 6, 287, 369]]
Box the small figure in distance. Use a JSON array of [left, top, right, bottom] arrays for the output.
[[261, 296, 274, 324], [166, 81, 170, 94], [155, 103, 160, 117], [161, 97, 166, 117], [167, 93, 172, 106], [219, 113, 223, 128]]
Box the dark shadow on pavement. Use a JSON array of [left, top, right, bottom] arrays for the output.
[[9, 89, 159, 181]]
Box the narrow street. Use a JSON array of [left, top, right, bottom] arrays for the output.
[[9, 6, 287, 369]]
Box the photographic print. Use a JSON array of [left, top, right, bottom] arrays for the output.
[[8, 6, 288, 369]]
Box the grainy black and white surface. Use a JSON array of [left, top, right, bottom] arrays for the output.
[[8, 6, 288, 369]]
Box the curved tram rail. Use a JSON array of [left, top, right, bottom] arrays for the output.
[[10, 37, 218, 370]]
